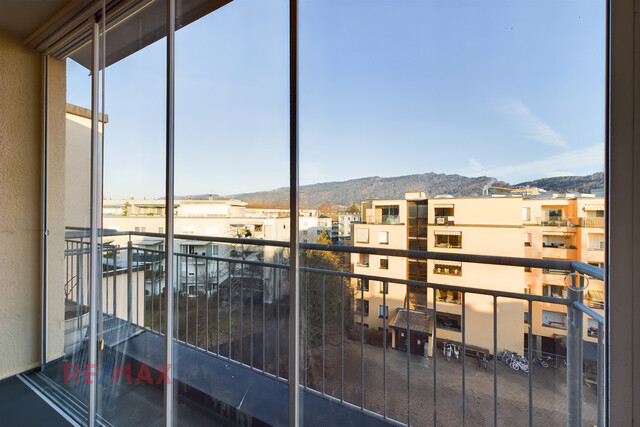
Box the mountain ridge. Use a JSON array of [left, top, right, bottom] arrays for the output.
[[177, 172, 604, 208]]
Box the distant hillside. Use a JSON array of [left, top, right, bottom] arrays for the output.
[[516, 172, 604, 194], [185, 173, 507, 207], [179, 172, 604, 208]]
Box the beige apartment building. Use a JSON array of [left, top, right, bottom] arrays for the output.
[[351, 193, 434, 357], [351, 191, 605, 358]]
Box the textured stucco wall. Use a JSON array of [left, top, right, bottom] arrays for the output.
[[0, 29, 66, 379], [47, 55, 66, 365]]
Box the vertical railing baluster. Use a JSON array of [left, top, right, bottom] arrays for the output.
[[127, 241, 132, 326], [321, 274, 325, 395], [205, 259, 209, 352], [150, 250, 154, 331], [105, 246, 109, 316], [361, 278, 365, 409], [383, 281, 387, 419], [528, 299, 533, 427], [305, 271, 309, 388], [229, 261, 232, 361], [407, 285, 411, 426], [113, 248, 117, 318], [340, 275, 344, 402], [158, 250, 162, 335], [493, 296, 498, 427], [217, 260, 220, 355], [251, 259, 254, 368], [262, 265, 266, 372], [462, 291, 466, 427], [176, 254, 180, 337], [135, 249, 139, 325], [433, 287, 437, 427], [240, 261, 244, 364], [195, 256, 199, 347], [597, 318, 604, 427], [276, 266, 280, 379], [186, 254, 189, 344]]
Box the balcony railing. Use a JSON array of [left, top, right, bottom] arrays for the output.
[[62, 228, 605, 427]]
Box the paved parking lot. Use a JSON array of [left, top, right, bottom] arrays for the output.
[[307, 338, 598, 426]]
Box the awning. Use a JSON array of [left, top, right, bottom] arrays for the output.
[[389, 309, 433, 336], [434, 204, 454, 209], [134, 238, 164, 246], [583, 204, 605, 211], [588, 290, 604, 303], [175, 239, 214, 246], [433, 260, 462, 267], [434, 230, 461, 236], [543, 231, 575, 237]]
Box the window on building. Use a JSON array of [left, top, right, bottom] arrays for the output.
[[543, 284, 565, 298], [356, 300, 369, 316], [206, 245, 218, 257], [379, 256, 389, 269], [358, 253, 369, 267], [524, 233, 532, 247], [182, 225, 195, 235], [589, 233, 605, 250], [134, 226, 146, 232], [549, 208, 564, 220], [378, 281, 388, 294], [356, 279, 369, 292], [379, 231, 389, 244], [434, 232, 462, 248], [522, 207, 531, 221], [254, 225, 263, 232], [378, 305, 389, 318], [436, 312, 461, 331], [524, 311, 530, 325], [542, 310, 567, 329], [436, 289, 461, 304], [157, 226, 165, 233], [433, 262, 462, 276], [380, 206, 400, 224], [355, 228, 369, 243]]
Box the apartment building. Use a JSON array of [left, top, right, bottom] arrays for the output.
[[351, 191, 605, 357], [522, 194, 605, 353], [428, 196, 525, 355], [351, 193, 434, 357]]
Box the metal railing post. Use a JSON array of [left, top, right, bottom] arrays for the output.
[[597, 319, 605, 427], [127, 240, 133, 325], [566, 277, 584, 426]]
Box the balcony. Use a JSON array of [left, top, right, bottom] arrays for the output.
[[540, 217, 581, 227], [31, 229, 606, 427], [435, 216, 455, 226]]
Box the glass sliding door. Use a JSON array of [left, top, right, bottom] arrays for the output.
[[33, 41, 97, 426], [172, 0, 291, 423], [94, 2, 169, 425]]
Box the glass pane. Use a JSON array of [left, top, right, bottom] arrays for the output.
[[36, 54, 94, 423], [95, 2, 169, 424], [300, 0, 605, 425], [173, 0, 290, 424]]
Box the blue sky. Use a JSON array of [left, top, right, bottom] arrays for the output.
[[67, 0, 606, 200]]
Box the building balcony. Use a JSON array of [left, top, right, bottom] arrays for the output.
[[31, 229, 606, 427]]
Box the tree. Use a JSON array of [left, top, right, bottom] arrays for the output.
[[299, 230, 354, 387], [347, 202, 359, 214]]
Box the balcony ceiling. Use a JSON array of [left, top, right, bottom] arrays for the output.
[[0, 0, 74, 39]]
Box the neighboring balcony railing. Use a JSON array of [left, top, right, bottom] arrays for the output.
[[540, 217, 581, 226], [63, 228, 605, 427], [435, 216, 455, 225]]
